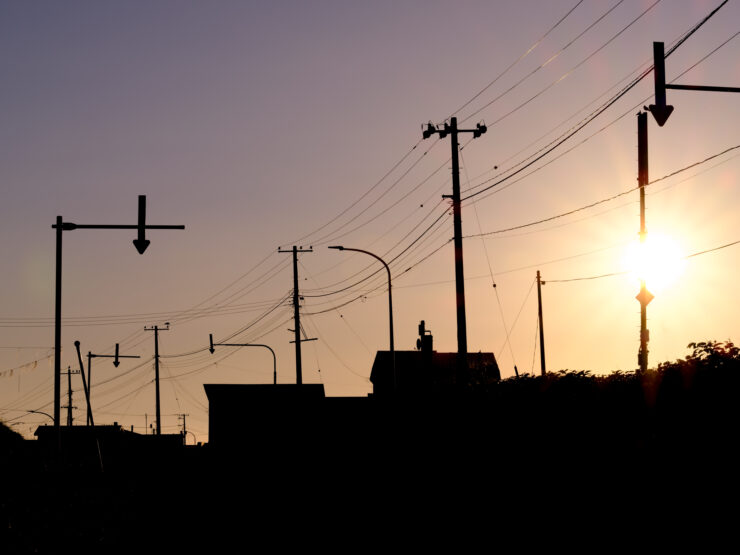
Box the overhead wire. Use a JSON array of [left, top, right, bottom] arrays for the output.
[[451, 0, 586, 119], [497, 278, 536, 362], [460, 0, 730, 203], [460, 0, 630, 124], [547, 238, 740, 284], [462, 0, 659, 125], [464, 141, 740, 239], [460, 144, 519, 372]]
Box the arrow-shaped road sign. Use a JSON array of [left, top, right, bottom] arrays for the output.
[[648, 42, 674, 127], [133, 195, 151, 254], [649, 41, 740, 127]]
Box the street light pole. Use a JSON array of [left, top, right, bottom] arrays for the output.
[[328, 246, 395, 392], [208, 334, 278, 384]]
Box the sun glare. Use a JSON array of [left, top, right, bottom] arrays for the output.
[[623, 233, 686, 293]]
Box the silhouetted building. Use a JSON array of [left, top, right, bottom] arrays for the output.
[[205, 383, 328, 447], [370, 320, 500, 397]]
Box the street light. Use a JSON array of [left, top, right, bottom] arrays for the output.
[[208, 334, 277, 385], [26, 409, 54, 422], [328, 246, 395, 393]]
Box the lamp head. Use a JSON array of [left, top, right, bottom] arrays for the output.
[[328, 245, 345, 251]]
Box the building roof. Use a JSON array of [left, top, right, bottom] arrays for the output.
[[370, 350, 500, 397]]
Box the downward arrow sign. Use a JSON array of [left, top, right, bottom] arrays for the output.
[[113, 343, 120, 367], [648, 42, 674, 127], [133, 195, 151, 254]]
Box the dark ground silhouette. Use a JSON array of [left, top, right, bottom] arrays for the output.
[[2, 341, 739, 552]]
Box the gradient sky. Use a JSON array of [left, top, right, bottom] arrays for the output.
[[2, 0, 739, 442]]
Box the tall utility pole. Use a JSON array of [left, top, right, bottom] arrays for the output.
[[636, 112, 653, 372], [422, 117, 487, 377], [536, 271, 546, 376], [145, 323, 170, 435], [278, 246, 313, 385]]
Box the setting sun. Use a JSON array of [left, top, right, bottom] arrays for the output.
[[623, 233, 686, 293]]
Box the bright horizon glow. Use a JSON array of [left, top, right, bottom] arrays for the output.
[[623, 233, 686, 294], [2, 1, 739, 442]]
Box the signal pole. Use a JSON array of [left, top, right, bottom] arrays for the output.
[[536, 271, 546, 376], [145, 323, 170, 435], [636, 112, 653, 372], [51, 195, 184, 435], [83, 344, 140, 426], [648, 41, 740, 127], [278, 246, 313, 385], [422, 117, 487, 377]]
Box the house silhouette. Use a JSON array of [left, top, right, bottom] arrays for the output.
[[370, 320, 500, 397]]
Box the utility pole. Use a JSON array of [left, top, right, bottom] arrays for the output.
[[422, 117, 487, 378], [62, 366, 76, 426], [145, 323, 170, 435], [636, 112, 653, 373], [278, 246, 313, 385], [536, 271, 546, 376], [177, 413, 188, 442]]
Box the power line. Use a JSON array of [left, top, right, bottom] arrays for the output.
[[463, 142, 740, 239], [450, 0, 586, 120], [461, 0, 633, 124], [548, 238, 740, 283], [460, 0, 730, 203]]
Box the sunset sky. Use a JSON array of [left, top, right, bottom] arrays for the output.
[[2, 0, 739, 442]]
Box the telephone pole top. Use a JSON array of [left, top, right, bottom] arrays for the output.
[[422, 117, 487, 378], [145, 323, 170, 435], [278, 246, 313, 385]]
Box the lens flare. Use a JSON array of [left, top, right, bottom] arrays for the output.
[[623, 233, 686, 293]]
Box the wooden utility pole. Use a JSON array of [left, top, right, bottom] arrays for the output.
[[536, 271, 546, 376], [278, 246, 313, 385], [145, 323, 170, 434], [422, 117, 487, 377]]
